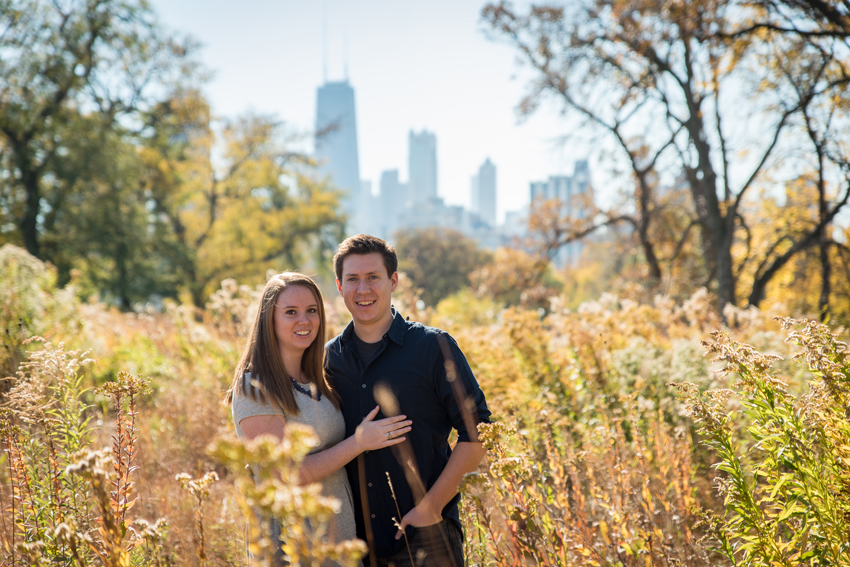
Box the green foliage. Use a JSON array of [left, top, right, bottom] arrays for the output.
[[0, 0, 195, 259], [0, 0, 345, 309], [2, 340, 98, 565], [394, 227, 492, 307], [673, 320, 850, 566], [138, 96, 346, 307], [0, 244, 79, 379], [46, 113, 181, 308]]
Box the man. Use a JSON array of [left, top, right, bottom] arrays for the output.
[[325, 234, 490, 567]]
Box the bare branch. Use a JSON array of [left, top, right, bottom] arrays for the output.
[[668, 219, 700, 264]]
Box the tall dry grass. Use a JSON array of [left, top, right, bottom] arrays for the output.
[[2, 244, 849, 566]]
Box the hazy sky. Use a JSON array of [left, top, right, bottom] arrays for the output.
[[148, 0, 587, 222]]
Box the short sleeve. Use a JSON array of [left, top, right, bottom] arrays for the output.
[[232, 376, 285, 427], [433, 332, 491, 443]]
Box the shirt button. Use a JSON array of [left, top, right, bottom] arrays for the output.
[[362, 383, 367, 389], [371, 514, 376, 519], [368, 482, 372, 487]]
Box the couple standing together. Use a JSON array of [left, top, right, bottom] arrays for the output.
[[226, 234, 491, 566]]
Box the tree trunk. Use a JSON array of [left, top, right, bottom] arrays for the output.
[[20, 159, 41, 258], [749, 238, 817, 307], [715, 218, 736, 312], [636, 174, 662, 282], [116, 240, 131, 311], [819, 235, 831, 321], [638, 227, 662, 281], [818, 170, 831, 320], [681, 85, 733, 310]]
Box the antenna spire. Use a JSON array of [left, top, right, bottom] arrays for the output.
[[343, 30, 349, 81], [322, 7, 328, 82]]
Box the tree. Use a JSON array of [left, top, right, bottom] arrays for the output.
[[41, 112, 179, 308], [741, 185, 850, 324], [394, 228, 492, 307], [0, 2, 346, 308], [483, 0, 850, 315], [139, 91, 345, 306], [470, 247, 562, 309], [734, 0, 850, 39], [0, 0, 193, 259]]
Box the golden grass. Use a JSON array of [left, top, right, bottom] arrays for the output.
[[2, 248, 849, 566]]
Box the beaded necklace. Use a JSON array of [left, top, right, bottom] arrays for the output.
[[289, 376, 321, 401]]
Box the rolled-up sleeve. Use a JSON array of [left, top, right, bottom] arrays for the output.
[[434, 332, 491, 443]]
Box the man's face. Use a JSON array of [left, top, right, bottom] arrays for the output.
[[337, 253, 398, 328]]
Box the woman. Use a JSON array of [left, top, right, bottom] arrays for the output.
[[226, 272, 411, 566]]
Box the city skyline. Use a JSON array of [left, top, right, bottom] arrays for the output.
[[311, 76, 593, 257], [146, 0, 593, 224]]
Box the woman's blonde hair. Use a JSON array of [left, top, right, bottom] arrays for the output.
[[225, 272, 340, 414]]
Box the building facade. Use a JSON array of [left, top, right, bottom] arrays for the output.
[[408, 130, 438, 204], [529, 160, 591, 267], [311, 80, 592, 256], [471, 158, 497, 228], [530, 160, 592, 267], [377, 170, 408, 239], [315, 80, 361, 223]]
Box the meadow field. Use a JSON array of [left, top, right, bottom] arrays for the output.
[[4, 0, 850, 564], [2, 243, 849, 566]]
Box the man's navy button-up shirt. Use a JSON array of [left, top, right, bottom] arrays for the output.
[[325, 309, 490, 560]]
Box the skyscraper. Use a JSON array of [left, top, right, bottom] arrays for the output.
[[408, 130, 437, 204], [471, 158, 497, 227], [529, 160, 592, 267], [315, 80, 361, 222], [378, 170, 408, 240]]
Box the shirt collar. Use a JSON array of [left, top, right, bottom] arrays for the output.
[[340, 307, 406, 347], [386, 307, 406, 345]]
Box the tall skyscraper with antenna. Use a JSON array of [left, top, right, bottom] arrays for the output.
[[314, 15, 361, 228], [315, 79, 360, 224]]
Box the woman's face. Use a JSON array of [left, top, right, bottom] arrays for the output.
[[273, 285, 322, 357]]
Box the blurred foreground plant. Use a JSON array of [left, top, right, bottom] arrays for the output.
[[208, 427, 367, 567], [672, 318, 850, 566]]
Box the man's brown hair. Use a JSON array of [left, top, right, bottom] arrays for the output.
[[334, 233, 398, 281]]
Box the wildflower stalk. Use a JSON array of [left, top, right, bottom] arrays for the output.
[[65, 448, 131, 567], [386, 472, 415, 567], [2, 424, 17, 567], [97, 371, 150, 536], [176, 471, 219, 565]]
